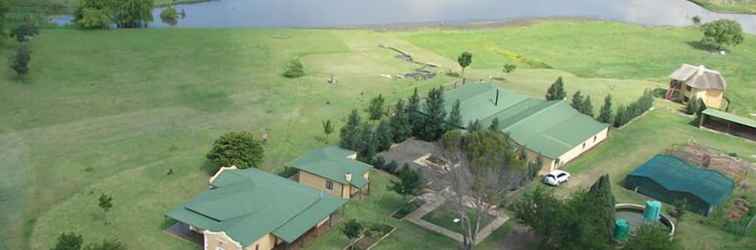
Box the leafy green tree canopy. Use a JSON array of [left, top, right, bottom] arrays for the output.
[[206, 131, 264, 170], [546, 77, 567, 101], [700, 19, 744, 50], [367, 94, 385, 120], [51, 232, 84, 250]]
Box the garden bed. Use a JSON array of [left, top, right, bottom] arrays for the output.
[[421, 202, 495, 234], [391, 198, 425, 219], [344, 223, 396, 250]]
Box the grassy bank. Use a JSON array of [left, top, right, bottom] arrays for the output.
[[689, 0, 756, 14], [1, 20, 755, 250]]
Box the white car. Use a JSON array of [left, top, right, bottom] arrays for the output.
[[543, 170, 570, 186]]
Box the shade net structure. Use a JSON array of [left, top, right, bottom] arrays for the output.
[[624, 155, 735, 216]]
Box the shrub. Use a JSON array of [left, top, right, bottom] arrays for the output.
[[384, 160, 399, 173], [502, 64, 517, 73], [206, 131, 264, 171], [283, 58, 305, 78], [373, 156, 386, 170], [10, 22, 39, 42], [10, 43, 31, 79], [160, 5, 179, 26]]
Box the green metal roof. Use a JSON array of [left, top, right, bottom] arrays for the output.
[[703, 109, 756, 128], [628, 154, 734, 205], [442, 83, 609, 159], [166, 168, 346, 246], [288, 146, 372, 188]]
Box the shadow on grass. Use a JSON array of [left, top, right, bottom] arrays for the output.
[[200, 160, 219, 176], [685, 40, 727, 53]]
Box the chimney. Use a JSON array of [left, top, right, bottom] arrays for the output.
[[495, 89, 500, 106], [345, 172, 352, 183]]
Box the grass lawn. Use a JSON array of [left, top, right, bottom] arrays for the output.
[[689, 0, 756, 14], [2, 20, 755, 250], [421, 202, 495, 235]]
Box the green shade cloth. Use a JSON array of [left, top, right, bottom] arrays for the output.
[[702, 108, 756, 129], [288, 146, 372, 188], [435, 83, 609, 159], [166, 168, 346, 246], [624, 154, 734, 216]]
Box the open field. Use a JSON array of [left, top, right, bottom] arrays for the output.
[[1, 20, 755, 250], [689, 0, 756, 14]]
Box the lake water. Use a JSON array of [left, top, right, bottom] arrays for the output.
[[55, 0, 756, 33]]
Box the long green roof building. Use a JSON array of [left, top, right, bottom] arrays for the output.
[[166, 167, 346, 250], [439, 83, 610, 171]]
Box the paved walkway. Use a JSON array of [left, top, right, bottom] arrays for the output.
[[404, 194, 509, 245]]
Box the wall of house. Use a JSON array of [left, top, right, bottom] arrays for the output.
[[298, 171, 344, 198], [684, 87, 724, 108], [556, 127, 609, 169], [244, 234, 277, 250], [204, 231, 243, 250]]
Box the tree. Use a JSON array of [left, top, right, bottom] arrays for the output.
[[527, 154, 544, 181], [0, 0, 9, 42], [282, 58, 305, 78], [502, 64, 517, 73], [10, 22, 39, 42], [389, 166, 421, 201], [488, 117, 500, 131], [545, 77, 567, 101], [686, 97, 701, 115], [113, 0, 154, 28], [83, 239, 127, 250], [446, 99, 463, 130], [582, 95, 594, 117], [513, 187, 614, 250], [322, 120, 334, 140], [367, 94, 385, 120], [355, 122, 377, 164], [339, 110, 362, 150], [588, 175, 616, 244], [467, 119, 482, 132], [10, 43, 31, 79], [419, 87, 447, 141], [623, 224, 681, 250], [98, 194, 113, 224], [571, 91, 584, 111], [342, 219, 363, 248], [597, 95, 614, 124], [700, 19, 744, 50], [614, 104, 627, 128], [51, 232, 84, 250], [457, 51, 472, 84], [159, 4, 179, 26], [206, 131, 264, 170], [440, 130, 525, 250], [692, 16, 701, 25], [389, 99, 411, 143], [74, 0, 114, 29], [375, 119, 393, 152], [407, 88, 423, 136]]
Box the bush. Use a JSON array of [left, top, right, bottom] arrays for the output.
[[277, 166, 299, 178], [206, 131, 264, 171], [373, 156, 386, 170], [612, 90, 654, 128], [9, 43, 31, 79], [160, 5, 179, 26], [384, 160, 399, 173], [10, 22, 39, 42], [700, 19, 744, 50], [502, 64, 517, 73], [283, 58, 305, 78]]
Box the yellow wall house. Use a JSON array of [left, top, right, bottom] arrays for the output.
[[166, 167, 346, 250], [288, 146, 372, 199], [666, 64, 727, 108], [438, 83, 610, 173]]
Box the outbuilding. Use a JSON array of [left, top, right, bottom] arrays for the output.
[[665, 64, 727, 108]]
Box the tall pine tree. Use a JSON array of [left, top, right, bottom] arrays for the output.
[[489, 117, 500, 131], [407, 88, 423, 137], [389, 99, 411, 143], [467, 119, 482, 132], [571, 91, 584, 111], [420, 87, 447, 141], [588, 175, 616, 243], [545, 77, 567, 101], [367, 94, 385, 120], [447, 99, 463, 130], [356, 122, 377, 164], [375, 119, 394, 152], [582, 96, 594, 117], [339, 110, 362, 150], [597, 95, 613, 124], [614, 104, 627, 128]]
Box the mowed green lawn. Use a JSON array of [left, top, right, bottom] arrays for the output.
[[1, 20, 755, 250]]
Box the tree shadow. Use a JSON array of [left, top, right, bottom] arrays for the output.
[[200, 160, 219, 176], [685, 40, 727, 53]]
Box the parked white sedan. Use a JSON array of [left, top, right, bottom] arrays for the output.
[[543, 170, 570, 186]]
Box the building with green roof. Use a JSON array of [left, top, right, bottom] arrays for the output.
[[438, 83, 610, 171], [288, 146, 372, 199], [624, 154, 735, 216], [166, 166, 346, 250], [699, 108, 755, 141]]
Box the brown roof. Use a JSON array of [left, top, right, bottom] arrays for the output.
[[670, 64, 726, 90]]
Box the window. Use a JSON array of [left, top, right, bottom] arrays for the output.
[[593, 135, 597, 142], [325, 180, 333, 190]]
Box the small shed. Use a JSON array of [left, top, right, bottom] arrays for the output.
[[624, 155, 734, 216], [699, 109, 756, 141], [665, 64, 727, 108]]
